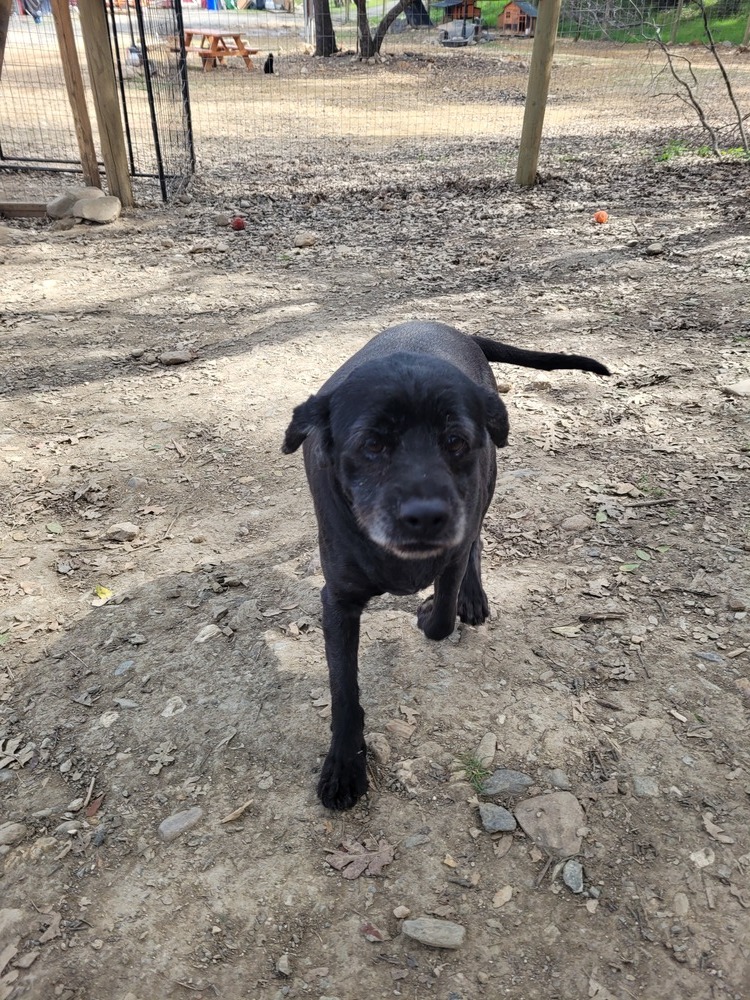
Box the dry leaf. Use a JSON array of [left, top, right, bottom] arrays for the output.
[[385, 719, 415, 740], [325, 838, 395, 879], [551, 624, 583, 638], [702, 811, 735, 845]]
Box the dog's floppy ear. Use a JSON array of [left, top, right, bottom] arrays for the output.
[[282, 394, 331, 454], [483, 390, 509, 448]]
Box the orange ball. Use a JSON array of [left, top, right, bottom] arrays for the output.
[[593, 210, 609, 224]]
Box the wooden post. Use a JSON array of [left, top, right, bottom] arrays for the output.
[[743, 7, 750, 46], [515, 0, 563, 187], [77, 0, 134, 206], [50, 0, 101, 187], [0, 0, 12, 81], [670, 0, 684, 45]]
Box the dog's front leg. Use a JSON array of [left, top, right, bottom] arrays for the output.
[[416, 553, 471, 641], [317, 585, 369, 810]]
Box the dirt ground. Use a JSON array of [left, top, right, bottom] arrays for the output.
[[1, 129, 750, 1000]]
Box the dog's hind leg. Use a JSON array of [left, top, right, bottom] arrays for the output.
[[317, 586, 369, 810], [457, 536, 489, 626]]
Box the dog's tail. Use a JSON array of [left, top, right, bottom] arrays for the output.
[[473, 336, 610, 377]]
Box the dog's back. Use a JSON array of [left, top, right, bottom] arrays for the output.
[[321, 321, 609, 397]]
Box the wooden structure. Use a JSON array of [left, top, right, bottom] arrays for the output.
[[431, 0, 482, 23], [516, 0, 563, 186], [498, 1, 537, 36], [180, 28, 259, 72]]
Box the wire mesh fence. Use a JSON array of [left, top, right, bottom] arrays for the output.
[[0, 0, 748, 199]]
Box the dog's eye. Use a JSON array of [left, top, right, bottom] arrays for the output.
[[363, 435, 386, 456], [445, 434, 469, 456]]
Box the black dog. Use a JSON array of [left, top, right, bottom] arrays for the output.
[[283, 321, 609, 810], [263, 53, 274, 74]]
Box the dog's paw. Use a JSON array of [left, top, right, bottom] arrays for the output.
[[457, 584, 489, 626], [317, 749, 368, 811], [417, 596, 456, 641]]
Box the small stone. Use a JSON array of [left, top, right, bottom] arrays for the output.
[[672, 892, 690, 917], [543, 768, 572, 790], [393, 905, 410, 919], [55, 820, 83, 836], [402, 832, 430, 849], [722, 379, 750, 398], [293, 230, 317, 248], [735, 677, 750, 702], [276, 953, 291, 976], [402, 917, 466, 949], [479, 803, 516, 833], [91, 939, 104, 950], [560, 514, 593, 533], [367, 732, 391, 765], [126, 476, 148, 490], [158, 349, 195, 366], [562, 859, 584, 893], [475, 732, 497, 769], [693, 651, 725, 665], [114, 660, 135, 676], [73, 195, 121, 224], [727, 595, 748, 611], [645, 242, 665, 256], [0, 823, 27, 846], [514, 791, 586, 856], [481, 768, 534, 796], [215, 213, 231, 227], [105, 522, 139, 542], [632, 775, 660, 798], [158, 806, 204, 843]]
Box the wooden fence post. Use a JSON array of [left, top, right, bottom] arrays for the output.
[[50, 0, 101, 188], [0, 0, 12, 81], [743, 8, 750, 46], [515, 0, 563, 187], [77, 0, 134, 206]]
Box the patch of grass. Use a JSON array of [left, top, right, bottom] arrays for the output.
[[460, 753, 491, 793], [657, 139, 692, 161]]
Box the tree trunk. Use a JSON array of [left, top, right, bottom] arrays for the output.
[[354, 0, 408, 55], [313, 0, 338, 55]]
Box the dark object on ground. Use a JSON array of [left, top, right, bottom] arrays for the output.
[[283, 321, 609, 810], [264, 53, 274, 74]]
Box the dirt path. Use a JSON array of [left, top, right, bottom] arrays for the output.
[[1, 149, 749, 1000]]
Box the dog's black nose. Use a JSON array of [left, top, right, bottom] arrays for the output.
[[398, 497, 450, 536]]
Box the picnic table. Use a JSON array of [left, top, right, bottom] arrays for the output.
[[182, 28, 259, 72]]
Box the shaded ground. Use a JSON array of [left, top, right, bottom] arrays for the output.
[[1, 143, 750, 1000]]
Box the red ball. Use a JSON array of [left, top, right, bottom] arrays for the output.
[[231, 217, 246, 231]]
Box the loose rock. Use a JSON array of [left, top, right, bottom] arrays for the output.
[[632, 775, 660, 798], [158, 806, 204, 843], [645, 242, 664, 256], [481, 768, 533, 796], [73, 195, 122, 224], [47, 186, 104, 219], [562, 859, 584, 893], [158, 349, 195, 366], [294, 230, 317, 248], [402, 917, 466, 949], [560, 514, 593, 533], [0, 823, 27, 846], [479, 803, 516, 833], [543, 768, 572, 790], [514, 791, 586, 856], [475, 732, 497, 769], [106, 522, 139, 542]]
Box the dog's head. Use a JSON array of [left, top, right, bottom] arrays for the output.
[[283, 353, 508, 559]]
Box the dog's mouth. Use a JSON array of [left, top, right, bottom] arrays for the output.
[[360, 509, 466, 560]]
